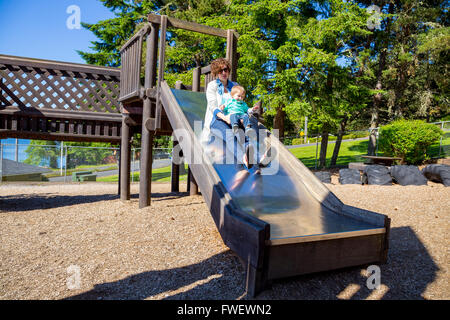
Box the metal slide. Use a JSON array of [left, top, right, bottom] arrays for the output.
[[160, 81, 390, 296]]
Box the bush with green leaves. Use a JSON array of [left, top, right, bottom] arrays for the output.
[[378, 120, 442, 164]]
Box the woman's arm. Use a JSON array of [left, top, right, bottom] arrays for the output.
[[207, 80, 231, 125], [206, 80, 219, 111]]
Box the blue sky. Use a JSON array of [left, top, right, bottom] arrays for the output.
[[0, 1, 116, 148], [0, 0, 116, 63]]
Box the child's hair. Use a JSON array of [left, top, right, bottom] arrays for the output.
[[230, 85, 245, 96]]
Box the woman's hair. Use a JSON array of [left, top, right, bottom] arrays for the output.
[[230, 85, 245, 96], [210, 58, 231, 77]]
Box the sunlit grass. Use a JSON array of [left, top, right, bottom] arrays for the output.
[[97, 164, 188, 182]]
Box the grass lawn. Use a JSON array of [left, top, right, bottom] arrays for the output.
[[97, 164, 188, 182], [289, 139, 370, 168], [290, 133, 449, 168], [45, 163, 118, 178]]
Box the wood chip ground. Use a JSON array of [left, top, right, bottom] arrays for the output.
[[0, 178, 448, 300]]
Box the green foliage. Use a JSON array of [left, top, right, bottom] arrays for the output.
[[291, 138, 304, 146], [24, 141, 59, 168], [60, 142, 116, 169], [24, 140, 119, 170], [378, 120, 443, 164], [78, 0, 158, 66]]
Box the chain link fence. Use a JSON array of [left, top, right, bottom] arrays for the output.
[[0, 141, 174, 182]]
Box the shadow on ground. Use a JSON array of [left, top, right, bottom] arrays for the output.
[[63, 226, 439, 300], [0, 192, 189, 212], [65, 251, 247, 300]]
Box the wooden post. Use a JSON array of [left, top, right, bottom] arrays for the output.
[[188, 167, 198, 196], [170, 80, 183, 193], [226, 29, 238, 82], [189, 67, 201, 195], [192, 66, 201, 92], [171, 139, 180, 192], [119, 117, 131, 200], [139, 23, 159, 208], [155, 15, 167, 130], [118, 142, 121, 196]]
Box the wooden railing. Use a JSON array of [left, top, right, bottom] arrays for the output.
[[201, 65, 213, 92], [119, 25, 150, 103], [0, 55, 122, 142]]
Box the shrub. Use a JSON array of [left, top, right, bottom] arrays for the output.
[[291, 138, 304, 145], [343, 131, 370, 140], [378, 120, 442, 164]]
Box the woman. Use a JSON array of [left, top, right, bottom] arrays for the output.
[[202, 58, 260, 169]]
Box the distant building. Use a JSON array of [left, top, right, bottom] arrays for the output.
[[0, 159, 52, 181]]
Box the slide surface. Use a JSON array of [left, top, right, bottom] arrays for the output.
[[164, 86, 384, 244]]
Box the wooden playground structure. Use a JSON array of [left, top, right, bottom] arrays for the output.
[[0, 14, 235, 206], [0, 14, 390, 297]]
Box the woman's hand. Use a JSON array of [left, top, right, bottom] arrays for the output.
[[216, 111, 231, 125]]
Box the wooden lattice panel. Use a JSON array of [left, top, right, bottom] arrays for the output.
[[0, 55, 121, 114], [0, 55, 122, 142]]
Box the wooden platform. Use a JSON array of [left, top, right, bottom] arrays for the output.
[[348, 162, 368, 171]]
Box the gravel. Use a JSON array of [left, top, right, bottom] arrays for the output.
[[0, 178, 448, 300]]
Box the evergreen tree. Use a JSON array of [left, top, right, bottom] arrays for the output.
[[78, 0, 163, 67], [79, 0, 449, 166]]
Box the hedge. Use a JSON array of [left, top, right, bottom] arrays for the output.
[[378, 120, 442, 164]]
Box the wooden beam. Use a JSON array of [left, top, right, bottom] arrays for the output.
[[147, 13, 232, 39], [0, 130, 121, 143], [0, 106, 121, 122], [200, 65, 211, 75], [0, 54, 120, 78]]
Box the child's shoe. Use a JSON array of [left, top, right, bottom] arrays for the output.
[[232, 124, 239, 135], [245, 126, 256, 137]]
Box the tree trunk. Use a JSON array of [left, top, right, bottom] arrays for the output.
[[368, 2, 394, 156], [330, 121, 346, 167], [273, 106, 285, 139], [368, 82, 382, 156], [319, 130, 329, 168]]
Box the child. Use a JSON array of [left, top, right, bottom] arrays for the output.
[[219, 85, 259, 135]]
